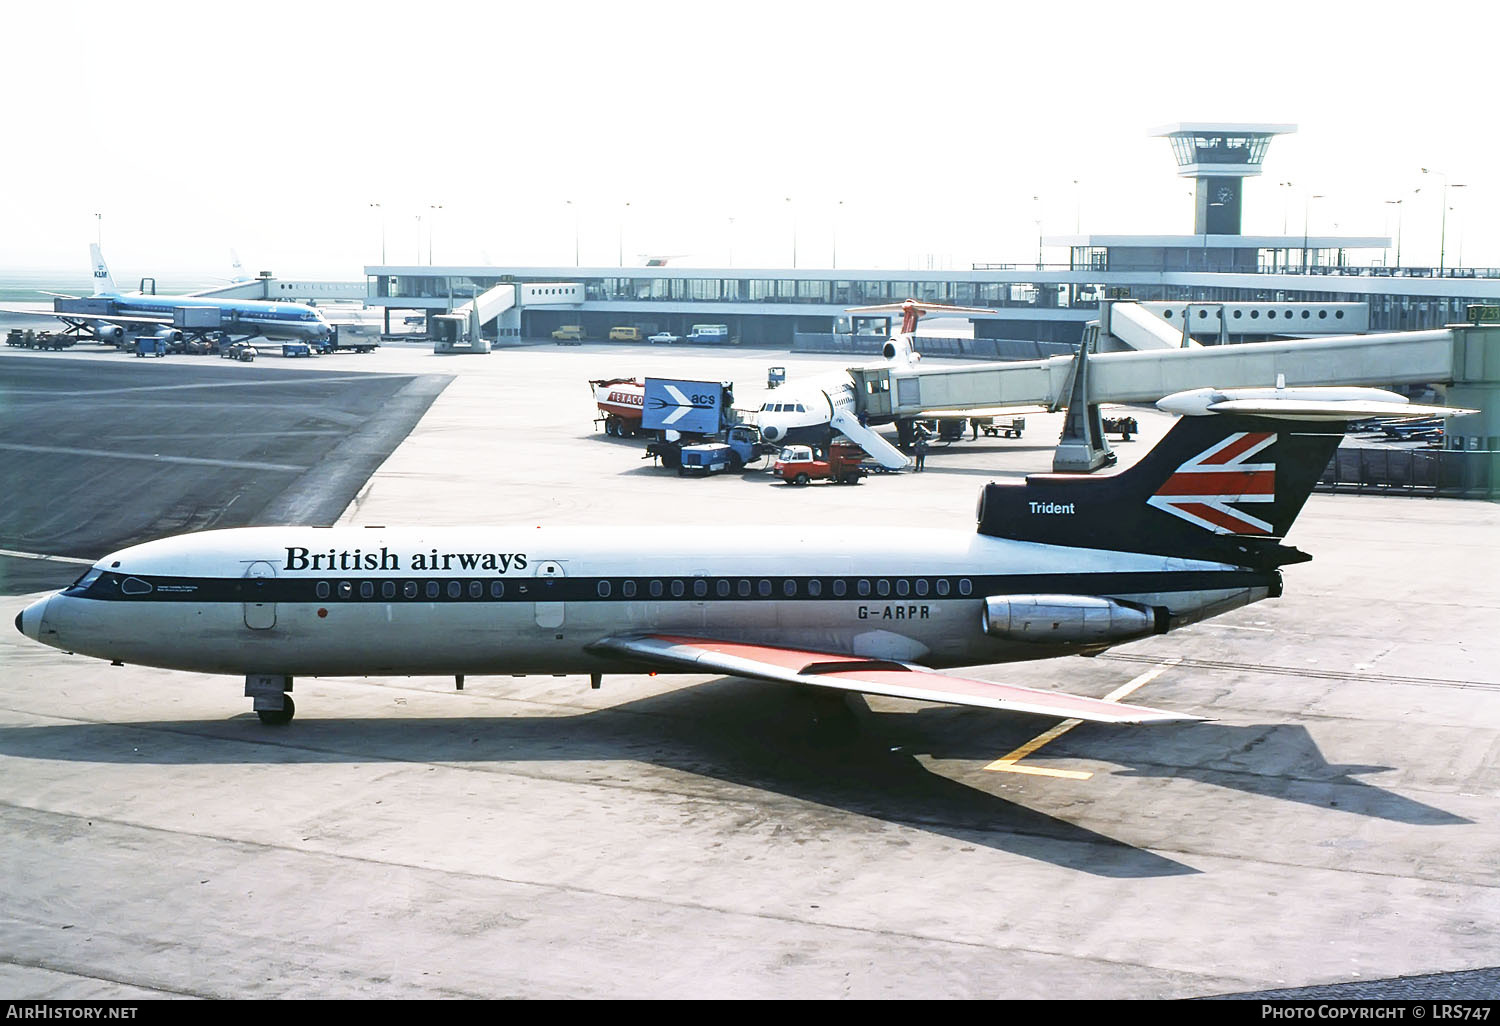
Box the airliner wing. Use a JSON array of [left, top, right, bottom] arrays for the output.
[[0, 306, 173, 327], [589, 634, 1200, 724]]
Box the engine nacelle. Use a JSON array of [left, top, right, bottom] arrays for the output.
[[981, 594, 1160, 645], [881, 335, 919, 365], [154, 327, 183, 344], [94, 324, 124, 344]]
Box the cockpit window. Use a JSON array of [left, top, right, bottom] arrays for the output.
[[66, 568, 104, 593]]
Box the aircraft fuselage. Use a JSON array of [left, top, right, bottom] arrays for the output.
[[17, 525, 1272, 678]]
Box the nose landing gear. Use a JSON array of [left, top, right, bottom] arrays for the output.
[[246, 674, 295, 726]]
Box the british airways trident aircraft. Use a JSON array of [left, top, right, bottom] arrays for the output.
[[14, 387, 1469, 727]]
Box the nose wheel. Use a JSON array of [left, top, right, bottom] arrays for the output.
[[256, 695, 295, 726], [246, 674, 295, 726]]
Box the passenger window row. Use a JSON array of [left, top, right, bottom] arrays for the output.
[[306, 577, 977, 601]]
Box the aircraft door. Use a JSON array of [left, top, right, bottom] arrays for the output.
[[243, 561, 277, 630], [533, 561, 565, 629]]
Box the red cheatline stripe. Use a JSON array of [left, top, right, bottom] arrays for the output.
[[1173, 501, 1271, 534], [1155, 470, 1275, 496], [1200, 432, 1273, 466]]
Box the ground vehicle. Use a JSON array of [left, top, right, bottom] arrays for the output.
[[281, 342, 312, 358], [635, 377, 775, 470], [552, 325, 585, 342], [648, 331, 680, 345], [591, 377, 647, 436], [319, 323, 381, 354], [685, 324, 730, 344], [134, 336, 166, 358], [978, 417, 1026, 439], [677, 442, 737, 475], [402, 315, 426, 327], [1102, 415, 1139, 441], [6, 328, 76, 350], [221, 341, 257, 362], [609, 326, 643, 342], [773, 441, 869, 485]]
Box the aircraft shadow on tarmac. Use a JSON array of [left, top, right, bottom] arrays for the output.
[[893, 703, 1470, 827], [0, 675, 1206, 879]]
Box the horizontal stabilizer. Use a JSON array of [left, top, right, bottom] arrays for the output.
[[589, 634, 1200, 724], [1159, 386, 1477, 421]]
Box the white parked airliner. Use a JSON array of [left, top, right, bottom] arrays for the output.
[[15, 387, 1469, 727]]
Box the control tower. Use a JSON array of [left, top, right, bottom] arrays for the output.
[[1150, 123, 1295, 235]]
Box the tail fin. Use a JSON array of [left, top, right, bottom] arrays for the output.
[[89, 243, 117, 296], [977, 413, 1345, 569], [230, 249, 249, 282]]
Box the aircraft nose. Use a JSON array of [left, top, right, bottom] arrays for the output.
[[16, 596, 50, 641]]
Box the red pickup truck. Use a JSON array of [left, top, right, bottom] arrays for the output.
[[772, 442, 868, 485]]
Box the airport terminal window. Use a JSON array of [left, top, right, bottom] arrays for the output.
[[360, 581, 374, 599], [649, 580, 664, 598], [490, 581, 505, 599], [316, 581, 331, 599], [338, 581, 353, 599], [382, 581, 396, 599], [622, 580, 636, 598], [426, 581, 440, 599], [833, 580, 847, 597], [597, 581, 611, 598], [936, 580, 950, 597], [405, 581, 419, 599], [758, 579, 772, 597]]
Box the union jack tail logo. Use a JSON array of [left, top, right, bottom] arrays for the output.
[[1146, 431, 1277, 535]]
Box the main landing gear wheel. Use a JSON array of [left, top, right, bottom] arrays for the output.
[[257, 695, 295, 726]]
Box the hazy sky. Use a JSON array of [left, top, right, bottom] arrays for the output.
[[5, 0, 1498, 279]]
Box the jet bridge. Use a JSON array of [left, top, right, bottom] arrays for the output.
[[432, 283, 517, 353], [856, 322, 1498, 483]]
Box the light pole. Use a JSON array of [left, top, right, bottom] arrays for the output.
[[785, 197, 796, 269], [428, 204, 442, 265], [727, 216, 735, 268], [369, 203, 385, 264], [1302, 193, 1325, 273], [832, 199, 843, 269], [565, 200, 579, 267], [94, 212, 102, 248], [1072, 179, 1081, 234], [1422, 169, 1465, 276], [618, 201, 630, 267], [1279, 181, 1295, 234], [1384, 199, 1404, 270], [414, 215, 422, 264], [1033, 195, 1042, 269]]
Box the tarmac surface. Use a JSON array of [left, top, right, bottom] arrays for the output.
[[1, 334, 1498, 999]]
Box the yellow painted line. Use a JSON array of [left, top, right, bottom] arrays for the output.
[[984, 657, 1182, 778]]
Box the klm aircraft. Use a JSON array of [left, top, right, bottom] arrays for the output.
[[1, 245, 332, 346]]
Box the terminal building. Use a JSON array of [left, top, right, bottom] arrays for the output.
[[361, 123, 1500, 349]]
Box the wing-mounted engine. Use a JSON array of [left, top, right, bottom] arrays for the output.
[[154, 327, 184, 344], [94, 324, 124, 343]]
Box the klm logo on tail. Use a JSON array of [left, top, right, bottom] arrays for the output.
[[1146, 431, 1277, 535]]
